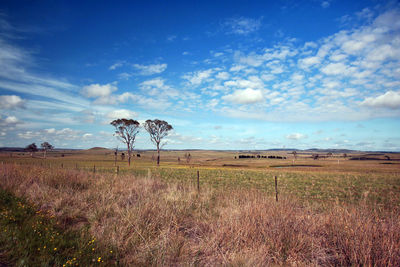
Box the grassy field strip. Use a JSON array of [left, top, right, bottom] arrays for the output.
[[149, 166, 400, 208], [2, 158, 400, 208]]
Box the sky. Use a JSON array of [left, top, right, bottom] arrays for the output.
[[0, 0, 400, 151]]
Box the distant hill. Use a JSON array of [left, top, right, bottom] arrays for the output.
[[83, 147, 113, 154], [87, 147, 108, 151]]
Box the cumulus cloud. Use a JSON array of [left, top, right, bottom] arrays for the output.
[[321, 62, 349, 75], [216, 71, 230, 80], [222, 88, 263, 104], [361, 91, 400, 109], [286, 133, 308, 140], [140, 78, 169, 90], [0, 115, 19, 126], [0, 95, 24, 109], [81, 83, 117, 98], [299, 56, 321, 69], [183, 69, 214, 85], [133, 63, 167, 75]]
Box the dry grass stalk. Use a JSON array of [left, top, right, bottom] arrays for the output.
[[1, 163, 399, 266]]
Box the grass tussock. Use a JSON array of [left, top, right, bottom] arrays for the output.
[[1, 163, 400, 266]]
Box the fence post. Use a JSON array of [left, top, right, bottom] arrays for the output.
[[61, 163, 63, 169], [93, 165, 96, 173], [275, 175, 278, 202], [75, 163, 78, 170], [117, 166, 119, 175], [197, 170, 200, 192]]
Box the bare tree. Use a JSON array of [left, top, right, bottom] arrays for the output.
[[25, 143, 38, 158], [292, 151, 297, 160], [40, 142, 54, 159], [110, 118, 140, 166], [143, 119, 173, 166]]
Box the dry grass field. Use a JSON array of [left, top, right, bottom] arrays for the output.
[[1, 148, 400, 266]]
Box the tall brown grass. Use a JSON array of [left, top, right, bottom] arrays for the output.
[[1, 163, 399, 266]]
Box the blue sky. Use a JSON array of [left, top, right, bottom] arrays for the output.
[[1, 0, 400, 151]]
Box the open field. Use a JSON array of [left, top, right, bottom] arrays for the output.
[[1, 149, 400, 265], [2, 149, 400, 208]]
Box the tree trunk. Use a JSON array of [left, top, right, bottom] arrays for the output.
[[157, 143, 160, 166], [127, 144, 131, 166]]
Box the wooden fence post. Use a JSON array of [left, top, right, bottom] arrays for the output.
[[275, 175, 278, 202], [93, 165, 96, 173], [117, 166, 119, 175]]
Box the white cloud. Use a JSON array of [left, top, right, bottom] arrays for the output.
[[321, 62, 349, 75], [83, 133, 93, 139], [321, 1, 330, 8], [140, 78, 168, 90], [0, 115, 19, 126], [361, 91, 400, 109], [109, 62, 123, 70], [224, 17, 262, 35], [299, 56, 321, 69], [229, 65, 246, 72], [17, 131, 38, 139], [183, 69, 214, 85], [216, 71, 230, 80], [132, 63, 167, 75], [286, 133, 308, 140], [45, 128, 56, 134], [222, 88, 263, 104], [81, 83, 117, 98], [17, 128, 83, 144], [0, 95, 24, 109], [106, 109, 138, 120], [236, 51, 264, 67]]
